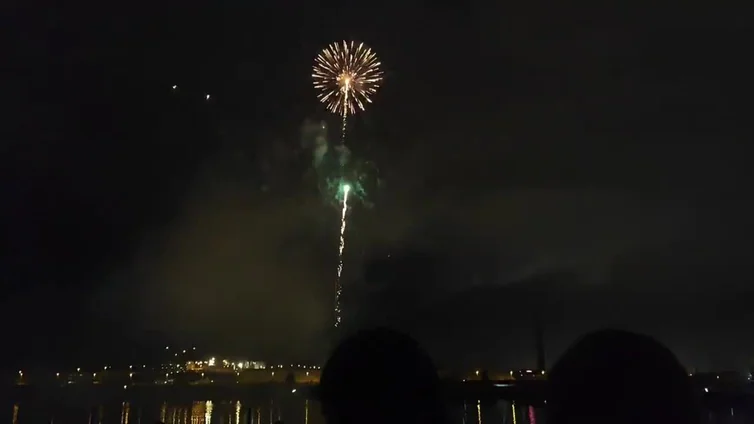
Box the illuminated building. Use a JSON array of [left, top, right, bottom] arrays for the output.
[[185, 358, 267, 372]]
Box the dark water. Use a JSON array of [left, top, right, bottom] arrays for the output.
[[5, 397, 749, 424], [6, 397, 547, 424]]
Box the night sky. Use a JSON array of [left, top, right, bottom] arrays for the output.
[[3, 2, 752, 370]]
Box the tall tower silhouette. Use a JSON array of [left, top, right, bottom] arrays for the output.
[[534, 313, 546, 371]]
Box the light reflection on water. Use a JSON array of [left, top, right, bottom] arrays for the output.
[[8, 397, 324, 424], [6, 398, 744, 424]]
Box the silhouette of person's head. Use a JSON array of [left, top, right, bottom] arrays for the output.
[[319, 328, 443, 424], [548, 329, 699, 424]]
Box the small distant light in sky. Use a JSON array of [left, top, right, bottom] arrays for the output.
[[172, 85, 177, 90], [205, 94, 211, 100]]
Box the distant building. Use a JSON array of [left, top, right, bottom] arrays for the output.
[[185, 358, 267, 373], [513, 369, 546, 380]]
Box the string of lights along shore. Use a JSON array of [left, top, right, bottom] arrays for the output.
[[312, 40, 384, 328]]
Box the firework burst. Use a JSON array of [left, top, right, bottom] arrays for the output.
[[312, 41, 383, 329], [312, 41, 383, 141]]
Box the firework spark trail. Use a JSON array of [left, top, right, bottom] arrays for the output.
[[340, 80, 349, 144], [334, 184, 351, 327]]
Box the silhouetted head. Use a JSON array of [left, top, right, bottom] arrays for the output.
[[319, 328, 443, 424], [548, 329, 699, 424]]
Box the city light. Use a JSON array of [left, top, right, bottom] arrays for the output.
[[15, 349, 322, 389], [9, 358, 574, 390]]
